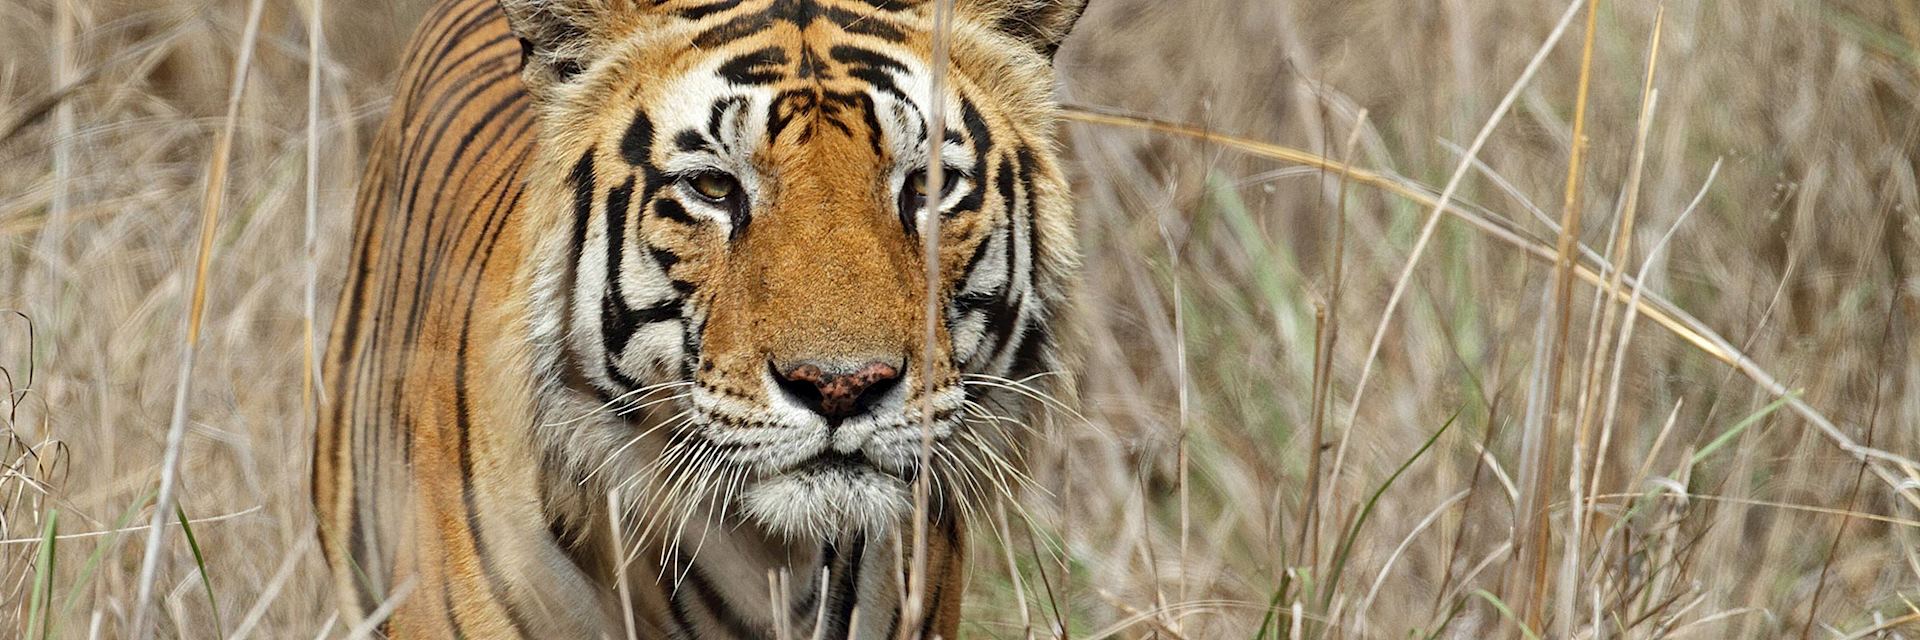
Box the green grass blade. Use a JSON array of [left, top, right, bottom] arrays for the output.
[[1322, 412, 1459, 616], [58, 487, 158, 627], [27, 508, 58, 640], [176, 504, 223, 633], [1252, 569, 1295, 639], [1472, 589, 1540, 640], [1689, 392, 1797, 467]]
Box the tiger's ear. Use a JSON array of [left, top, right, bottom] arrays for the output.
[[498, 0, 642, 90], [960, 0, 1090, 59]]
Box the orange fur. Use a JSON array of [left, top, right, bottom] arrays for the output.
[[314, 0, 1085, 636]]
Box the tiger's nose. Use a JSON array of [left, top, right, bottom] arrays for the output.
[[771, 360, 903, 422]]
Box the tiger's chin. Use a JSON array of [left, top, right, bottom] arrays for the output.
[[741, 454, 911, 540]]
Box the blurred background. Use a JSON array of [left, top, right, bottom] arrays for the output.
[[3, 0, 1918, 637]]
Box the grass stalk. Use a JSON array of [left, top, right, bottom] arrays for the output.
[[34, 0, 75, 278], [994, 501, 1035, 640], [129, 0, 269, 636], [1801, 298, 1899, 638], [1056, 108, 1920, 508], [229, 537, 315, 640], [1320, 413, 1457, 629], [1162, 219, 1191, 632], [304, 0, 327, 434], [173, 505, 221, 632], [26, 510, 56, 640], [907, 0, 955, 634], [1561, 8, 1664, 632], [1525, 0, 1604, 630], [1331, 0, 1591, 519], [1298, 110, 1367, 578], [1474, 589, 1542, 640]]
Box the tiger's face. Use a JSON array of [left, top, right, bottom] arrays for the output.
[[512, 0, 1084, 540]]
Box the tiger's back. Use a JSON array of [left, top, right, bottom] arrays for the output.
[[314, 0, 576, 633]]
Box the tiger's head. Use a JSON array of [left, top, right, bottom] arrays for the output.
[[509, 0, 1084, 541]]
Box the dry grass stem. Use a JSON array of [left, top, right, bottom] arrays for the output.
[[129, 0, 269, 636], [1059, 105, 1920, 505]]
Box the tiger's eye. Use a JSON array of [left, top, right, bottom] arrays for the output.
[[690, 172, 738, 201], [898, 168, 962, 225]]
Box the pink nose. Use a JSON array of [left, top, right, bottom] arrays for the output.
[[773, 360, 903, 421]]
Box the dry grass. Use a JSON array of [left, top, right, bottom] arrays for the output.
[[4, 0, 1919, 637]]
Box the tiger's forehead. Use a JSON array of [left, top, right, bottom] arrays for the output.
[[626, 0, 971, 167], [673, 0, 928, 48]]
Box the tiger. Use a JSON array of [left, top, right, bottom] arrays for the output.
[[310, 0, 1087, 637]]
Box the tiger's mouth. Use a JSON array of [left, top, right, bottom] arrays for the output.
[[616, 384, 970, 539], [742, 447, 913, 539], [784, 450, 876, 473]]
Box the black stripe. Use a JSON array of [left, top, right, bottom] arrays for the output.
[[718, 46, 788, 85], [568, 149, 596, 288], [953, 242, 1002, 309], [686, 561, 769, 639], [798, 43, 827, 79], [846, 0, 924, 9], [680, 317, 702, 378], [992, 148, 1018, 221], [768, 89, 815, 143], [820, 536, 866, 640], [620, 109, 656, 167], [665, 567, 703, 637], [829, 45, 908, 102], [692, 9, 774, 49], [849, 91, 886, 158], [789, 551, 821, 620], [919, 516, 961, 639], [693, 0, 908, 50], [452, 151, 539, 639], [954, 97, 994, 215], [821, 5, 906, 41], [673, 129, 712, 154], [678, 0, 744, 20], [979, 148, 1036, 362], [568, 148, 599, 287], [1010, 313, 1052, 374], [706, 96, 748, 154], [379, 56, 516, 469], [1018, 143, 1045, 285], [601, 175, 641, 356], [648, 244, 683, 272], [443, 583, 470, 640], [630, 300, 685, 324], [654, 199, 698, 226]]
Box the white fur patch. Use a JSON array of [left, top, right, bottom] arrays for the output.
[[741, 464, 910, 539]]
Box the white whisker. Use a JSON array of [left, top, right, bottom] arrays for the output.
[[581, 406, 694, 484], [540, 381, 695, 429]]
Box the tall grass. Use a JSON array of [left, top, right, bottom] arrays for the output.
[[2, 0, 1916, 637]]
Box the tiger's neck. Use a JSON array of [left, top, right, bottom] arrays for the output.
[[571, 507, 967, 639]]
